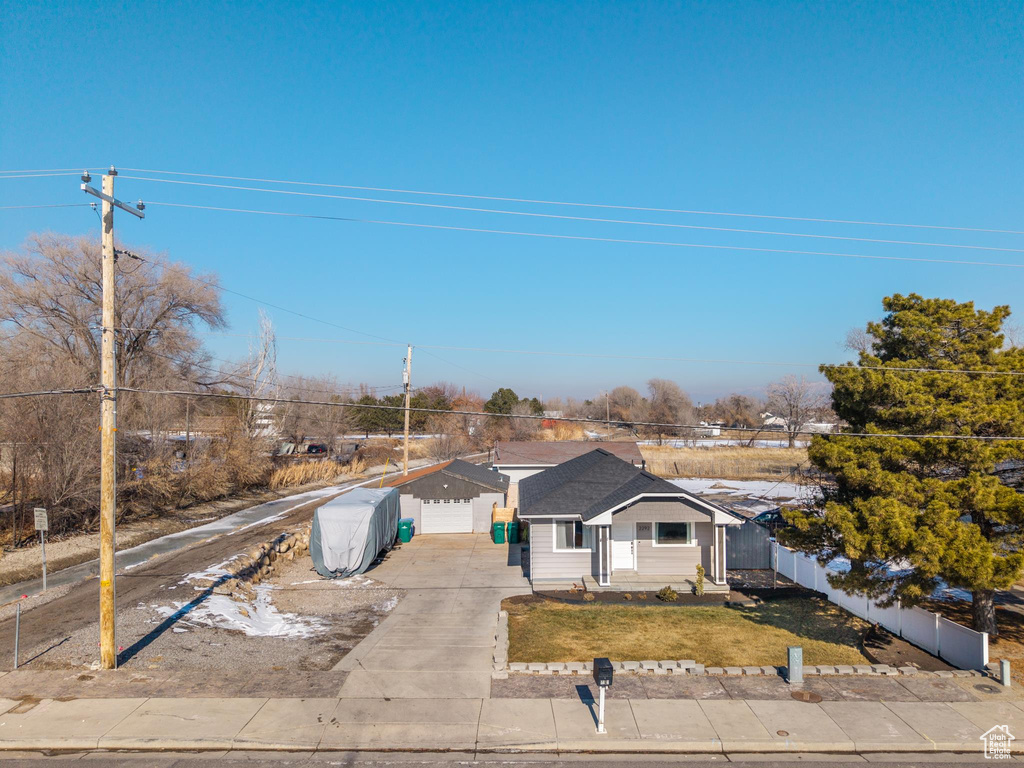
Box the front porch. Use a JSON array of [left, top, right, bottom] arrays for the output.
[[582, 574, 730, 593]]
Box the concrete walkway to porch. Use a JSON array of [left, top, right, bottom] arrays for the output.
[[333, 533, 531, 699]]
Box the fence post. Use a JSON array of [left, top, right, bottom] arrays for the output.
[[934, 612, 941, 657]]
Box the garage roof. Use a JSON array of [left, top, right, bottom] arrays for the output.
[[493, 440, 643, 467], [386, 458, 509, 493]]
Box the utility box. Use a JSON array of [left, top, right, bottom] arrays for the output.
[[593, 657, 614, 688]]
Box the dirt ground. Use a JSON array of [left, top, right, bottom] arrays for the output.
[[10, 553, 402, 676]]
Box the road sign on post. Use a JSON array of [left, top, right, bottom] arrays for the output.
[[34, 508, 47, 591]]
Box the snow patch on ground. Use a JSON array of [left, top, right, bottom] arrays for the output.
[[671, 477, 819, 502], [155, 584, 327, 638], [375, 595, 400, 613], [227, 511, 287, 535], [641, 439, 809, 448], [289, 574, 375, 587]]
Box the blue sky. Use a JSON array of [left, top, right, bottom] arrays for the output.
[[2, 1, 1022, 403]]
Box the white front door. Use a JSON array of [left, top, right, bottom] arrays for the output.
[[420, 498, 474, 533], [611, 521, 634, 570]]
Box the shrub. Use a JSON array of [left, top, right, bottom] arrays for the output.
[[623, 593, 632, 601], [637, 592, 648, 600], [582, 592, 596, 602], [656, 585, 678, 602], [694, 564, 705, 596]]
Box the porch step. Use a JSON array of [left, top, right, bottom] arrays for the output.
[[582, 575, 729, 594]]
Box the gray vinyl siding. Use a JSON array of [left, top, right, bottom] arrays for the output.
[[472, 492, 506, 533], [614, 500, 713, 577], [399, 494, 421, 532], [528, 519, 591, 582]]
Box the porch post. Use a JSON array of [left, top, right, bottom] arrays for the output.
[[717, 525, 727, 584], [598, 528, 606, 585], [710, 523, 718, 584]]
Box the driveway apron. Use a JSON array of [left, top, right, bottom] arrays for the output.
[[336, 533, 530, 699]]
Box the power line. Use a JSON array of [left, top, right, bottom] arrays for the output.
[[118, 166, 1024, 236], [115, 313, 1024, 379], [0, 173, 87, 180], [0, 388, 97, 400], [0, 203, 92, 211], [121, 387, 1024, 442], [119, 175, 1024, 255], [143, 201, 1024, 270], [0, 168, 103, 174]]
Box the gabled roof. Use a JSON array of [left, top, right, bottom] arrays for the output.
[[493, 440, 643, 467], [518, 448, 740, 523], [442, 458, 509, 492], [385, 458, 508, 492]]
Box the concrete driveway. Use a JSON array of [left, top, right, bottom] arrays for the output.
[[335, 533, 530, 699]]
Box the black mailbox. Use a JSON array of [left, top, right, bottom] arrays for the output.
[[593, 657, 613, 687]]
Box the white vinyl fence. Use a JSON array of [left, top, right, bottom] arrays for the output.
[[773, 544, 988, 670]]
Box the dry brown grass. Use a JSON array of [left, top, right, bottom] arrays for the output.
[[268, 460, 345, 490], [505, 596, 870, 666], [641, 445, 807, 480]]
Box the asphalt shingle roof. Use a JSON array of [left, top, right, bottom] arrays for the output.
[[443, 458, 509, 492], [518, 448, 715, 521], [493, 440, 643, 467], [386, 458, 509, 493]]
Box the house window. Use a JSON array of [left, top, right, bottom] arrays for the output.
[[554, 520, 585, 551], [654, 522, 694, 546]]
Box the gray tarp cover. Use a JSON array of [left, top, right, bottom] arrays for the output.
[[310, 487, 401, 578]]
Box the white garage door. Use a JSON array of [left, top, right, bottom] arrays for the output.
[[420, 498, 474, 533]]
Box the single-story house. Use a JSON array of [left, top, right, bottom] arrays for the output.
[[492, 440, 644, 483], [387, 459, 510, 534], [517, 448, 744, 591]]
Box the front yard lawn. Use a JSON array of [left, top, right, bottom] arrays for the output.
[[505, 595, 870, 667]]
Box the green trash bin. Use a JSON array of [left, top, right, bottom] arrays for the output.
[[492, 520, 506, 544], [398, 517, 414, 543], [507, 521, 520, 544]]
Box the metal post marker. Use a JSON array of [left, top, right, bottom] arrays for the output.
[[593, 657, 614, 734], [13, 603, 20, 669], [34, 508, 48, 592]]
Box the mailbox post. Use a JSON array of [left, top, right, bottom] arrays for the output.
[[593, 657, 613, 734]]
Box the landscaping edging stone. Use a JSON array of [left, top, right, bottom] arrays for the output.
[[189, 526, 312, 602], [504, 659, 986, 677]]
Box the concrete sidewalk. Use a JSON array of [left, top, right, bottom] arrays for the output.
[[0, 694, 1021, 753]]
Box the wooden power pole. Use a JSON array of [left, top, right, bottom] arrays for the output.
[[82, 167, 144, 669], [402, 344, 412, 475]]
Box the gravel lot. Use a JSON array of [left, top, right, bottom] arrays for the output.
[[10, 548, 403, 675]]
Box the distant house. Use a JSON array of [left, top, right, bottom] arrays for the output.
[[386, 459, 509, 534], [517, 449, 743, 590], [492, 440, 644, 484]]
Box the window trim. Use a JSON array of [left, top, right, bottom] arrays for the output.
[[552, 518, 589, 553], [652, 521, 696, 547]]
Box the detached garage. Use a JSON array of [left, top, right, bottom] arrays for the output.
[[389, 459, 510, 534]]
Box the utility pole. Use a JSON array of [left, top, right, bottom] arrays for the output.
[[81, 168, 144, 670], [402, 345, 412, 475]]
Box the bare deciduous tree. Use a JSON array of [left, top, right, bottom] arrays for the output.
[[765, 375, 828, 448], [644, 378, 695, 443]]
